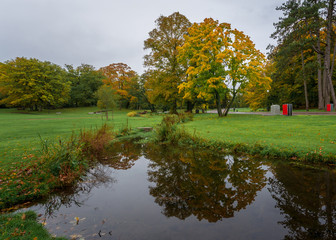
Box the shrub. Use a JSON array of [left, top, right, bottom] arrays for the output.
[[127, 111, 139, 117]]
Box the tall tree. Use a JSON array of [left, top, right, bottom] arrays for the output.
[[0, 57, 70, 110], [271, 0, 336, 110], [144, 12, 191, 114], [96, 85, 119, 120], [178, 18, 269, 117], [99, 63, 138, 109], [65, 64, 104, 107]]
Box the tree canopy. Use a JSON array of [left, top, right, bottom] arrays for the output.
[[0, 57, 70, 110], [144, 12, 191, 113], [99, 63, 138, 109], [178, 18, 270, 116]]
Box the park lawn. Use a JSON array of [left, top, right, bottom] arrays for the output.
[[184, 113, 336, 158], [0, 107, 162, 169]]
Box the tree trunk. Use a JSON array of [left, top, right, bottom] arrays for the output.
[[224, 92, 236, 116], [105, 109, 108, 120], [186, 101, 194, 112], [301, 51, 309, 111], [329, 41, 336, 110], [317, 32, 324, 109], [215, 91, 222, 117], [323, 69, 330, 107], [324, 0, 335, 109], [170, 100, 178, 114]]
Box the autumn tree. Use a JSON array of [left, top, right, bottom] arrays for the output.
[[99, 63, 138, 109], [243, 60, 273, 111], [178, 18, 269, 116], [144, 12, 191, 114], [65, 64, 104, 107], [96, 85, 119, 120], [0, 57, 70, 110]]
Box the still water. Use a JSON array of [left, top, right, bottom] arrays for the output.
[[27, 141, 336, 240]]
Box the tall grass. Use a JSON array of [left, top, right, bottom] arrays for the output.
[[79, 124, 115, 160], [0, 125, 115, 210]]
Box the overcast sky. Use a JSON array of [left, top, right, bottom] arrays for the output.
[[0, 0, 284, 74]]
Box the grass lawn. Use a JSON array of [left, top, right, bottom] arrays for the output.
[[184, 113, 336, 157], [0, 107, 162, 169]]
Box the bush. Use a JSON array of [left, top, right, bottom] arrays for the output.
[[127, 111, 139, 117]]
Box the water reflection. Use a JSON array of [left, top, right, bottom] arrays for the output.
[[145, 145, 267, 222], [269, 163, 336, 240], [37, 164, 116, 218], [102, 141, 142, 169], [37, 141, 142, 218], [23, 141, 336, 239]]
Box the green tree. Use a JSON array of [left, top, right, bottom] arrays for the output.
[[65, 64, 104, 107], [0, 57, 70, 110], [96, 85, 119, 120], [270, 0, 336, 110], [144, 12, 191, 114]]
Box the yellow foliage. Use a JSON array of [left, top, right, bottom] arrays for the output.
[[127, 111, 138, 117]]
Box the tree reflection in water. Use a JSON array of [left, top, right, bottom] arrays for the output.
[[268, 163, 336, 240], [38, 141, 142, 218], [145, 144, 267, 222]]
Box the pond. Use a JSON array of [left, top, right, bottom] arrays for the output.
[[26, 141, 336, 240]]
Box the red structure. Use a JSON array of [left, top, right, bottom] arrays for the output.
[[283, 104, 288, 115], [327, 104, 333, 112]]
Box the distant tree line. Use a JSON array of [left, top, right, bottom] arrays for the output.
[[0, 58, 151, 111]]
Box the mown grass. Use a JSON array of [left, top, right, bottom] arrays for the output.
[[183, 114, 336, 160], [0, 107, 161, 168]]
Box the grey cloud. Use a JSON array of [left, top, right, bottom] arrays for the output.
[[0, 0, 284, 74]]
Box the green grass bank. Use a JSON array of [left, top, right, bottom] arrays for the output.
[[183, 113, 336, 162]]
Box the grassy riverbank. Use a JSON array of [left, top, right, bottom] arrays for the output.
[[184, 114, 336, 162]]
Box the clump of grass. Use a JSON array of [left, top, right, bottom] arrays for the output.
[[79, 124, 115, 160], [178, 112, 194, 123], [0, 211, 66, 240], [154, 115, 189, 144], [0, 135, 87, 210], [40, 135, 86, 187], [0, 125, 116, 210]]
